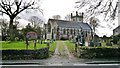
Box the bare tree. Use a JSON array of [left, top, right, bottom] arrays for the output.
[[64, 14, 71, 21], [14, 16, 21, 27], [0, 18, 9, 36], [29, 16, 44, 28], [75, 0, 118, 23], [52, 15, 61, 20], [0, 0, 41, 41], [89, 17, 106, 41], [90, 17, 99, 36]]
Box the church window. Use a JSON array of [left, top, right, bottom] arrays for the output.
[[73, 18, 75, 21], [79, 18, 81, 21], [63, 28, 66, 34], [67, 29, 69, 35], [70, 29, 73, 35], [73, 29, 75, 35]]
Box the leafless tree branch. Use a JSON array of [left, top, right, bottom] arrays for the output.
[[75, 0, 118, 23]]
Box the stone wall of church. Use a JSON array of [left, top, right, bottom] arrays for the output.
[[47, 20, 57, 34], [57, 27, 82, 40]]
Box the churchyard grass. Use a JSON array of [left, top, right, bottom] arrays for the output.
[[49, 41, 56, 52], [101, 42, 119, 48], [65, 40, 119, 52], [1, 41, 47, 50], [64, 41, 75, 53]]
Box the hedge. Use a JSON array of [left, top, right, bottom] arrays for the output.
[[2, 46, 49, 60], [77, 46, 120, 59]]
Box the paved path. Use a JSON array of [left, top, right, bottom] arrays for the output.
[[61, 41, 75, 59], [44, 41, 79, 65], [54, 41, 60, 55]]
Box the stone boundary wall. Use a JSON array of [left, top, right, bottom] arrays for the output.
[[77, 47, 120, 59], [1, 46, 49, 60]]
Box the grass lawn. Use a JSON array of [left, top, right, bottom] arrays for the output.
[[49, 41, 56, 52], [64, 40, 119, 52], [64, 41, 75, 53], [48, 41, 56, 56], [1, 41, 47, 50], [101, 42, 119, 48]]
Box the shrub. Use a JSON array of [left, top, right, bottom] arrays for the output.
[[77, 47, 120, 59], [117, 41, 120, 45], [113, 36, 119, 44], [106, 42, 112, 46], [2, 47, 49, 60], [2, 35, 10, 41]]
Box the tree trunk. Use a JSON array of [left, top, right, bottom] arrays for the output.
[[9, 19, 14, 41], [93, 26, 95, 42]]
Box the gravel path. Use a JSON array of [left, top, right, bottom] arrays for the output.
[[44, 41, 78, 65], [64, 42, 75, 60], [54, 41, 60, 55]]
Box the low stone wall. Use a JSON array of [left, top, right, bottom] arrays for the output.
[[77, 46, 120, 59], [2, 46, 49, 60]]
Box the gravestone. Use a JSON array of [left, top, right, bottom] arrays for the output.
[[89, 42, 94, 47], [106, 42, 112, 46], [95, 42, 102, 46]]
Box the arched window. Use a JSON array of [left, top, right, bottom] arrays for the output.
[[67, 29, 69, 35], [73, 18, 75, 21], [63, 28, 66, 34], [70, 29, 73, 35], [48, 23, 51, 33], [74, 29, 76, 35]]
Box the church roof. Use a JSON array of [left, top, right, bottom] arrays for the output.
[[113, 25, 120, 33], [48, 19, 92, 31], [113, 25, 120, 31]]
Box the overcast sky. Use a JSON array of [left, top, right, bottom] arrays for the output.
[[0, 0, 118, 37], [41, 0, 76, 20]]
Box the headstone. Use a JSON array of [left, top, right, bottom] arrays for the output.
[[89, 42, 94, 47], [38, 35, 40, 43], [34, 40, 36, 49], [95, 42, 102, 46], [85, 42, 88, 46], [79, 42, 83, 46], [106, 42, 112, 46], [47, 42, 50, 47], [44, 39, 47, 44], [75, 43, 77, 52]]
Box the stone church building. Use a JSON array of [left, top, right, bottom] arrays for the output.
[[44, 11, 92, 44]]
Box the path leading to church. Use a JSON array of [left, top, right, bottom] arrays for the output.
[[44, 41, 79, 65]]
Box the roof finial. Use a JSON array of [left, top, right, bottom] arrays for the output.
[[76, 11, 78, 16], [71, 13, 73, 18], [82, 12, 84, 17]]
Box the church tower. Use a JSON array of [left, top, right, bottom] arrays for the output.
[[71, 11, 84, 22]]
